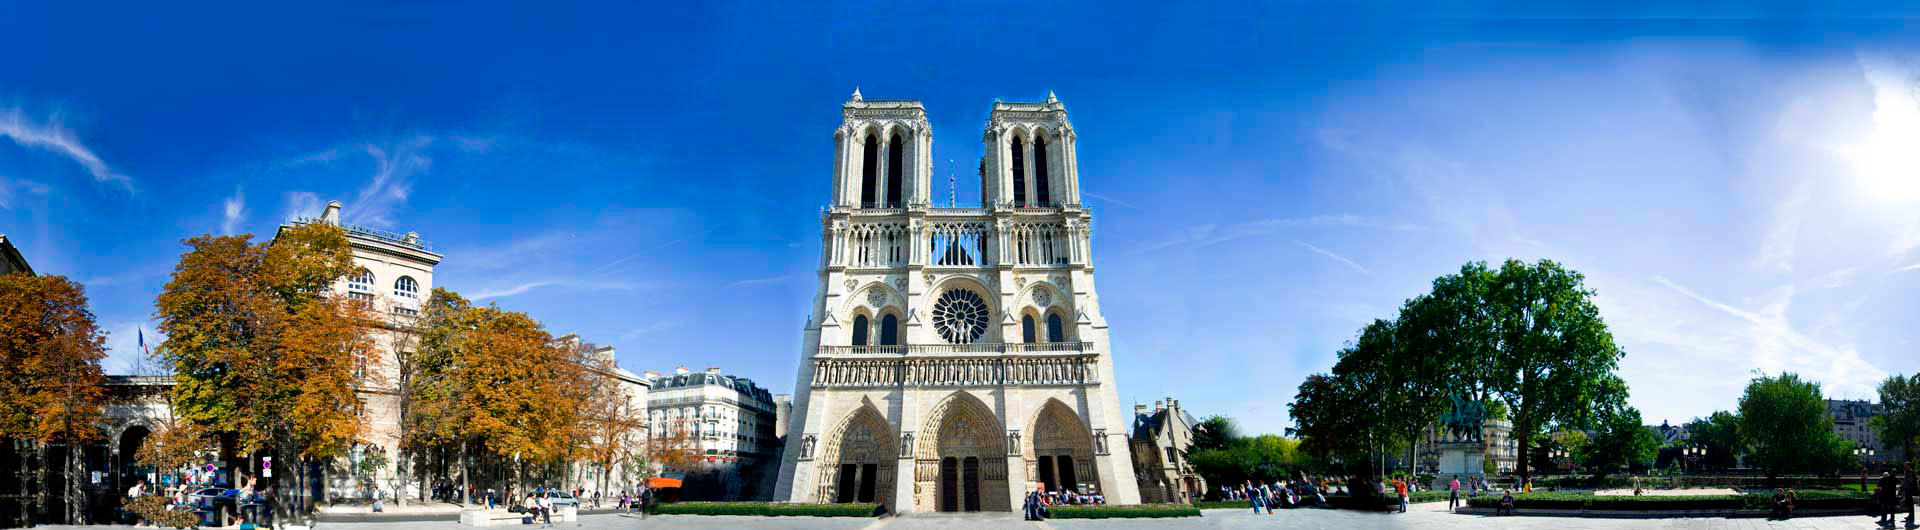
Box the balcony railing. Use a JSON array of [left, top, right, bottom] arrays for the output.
[[819, 341, 1091, 356]]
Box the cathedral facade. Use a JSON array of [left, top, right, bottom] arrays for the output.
[[772, 91, 1141, 513]]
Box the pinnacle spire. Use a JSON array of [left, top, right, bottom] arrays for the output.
[[1047, 90, 1058, 103], [851, 87, 863, 102]]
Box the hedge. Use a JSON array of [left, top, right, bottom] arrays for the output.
[[1464, 490, 1868, 512], [652, 502, 879, 517], [1048, 504, 1201, 519], [1194, 500, 1248, 510]]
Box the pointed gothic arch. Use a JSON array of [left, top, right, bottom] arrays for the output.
[[1026, 398, 1098, 494], [886, 132, 905, 207], [860, 132, 880, 207], [818, 403, 897, 506], [916, 391, 1010, 512], [1033, 134, 1051, 207]]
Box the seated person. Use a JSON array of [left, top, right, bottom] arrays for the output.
[[1770, 488, 1787, 519], [1782, 489, 1796, 519], [1497, 490, 1515, 516]]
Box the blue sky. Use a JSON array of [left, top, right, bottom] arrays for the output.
[[5, 3, 1920, 436]]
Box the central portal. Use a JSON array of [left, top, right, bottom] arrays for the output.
[[915, 392, 1010, 512]]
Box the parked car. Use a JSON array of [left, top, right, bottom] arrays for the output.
[[545, 491, 578, 507]]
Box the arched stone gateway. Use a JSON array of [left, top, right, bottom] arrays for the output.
[[1028, 399, 1098, 495], [817, 404, 897, 508], [915, 392, 1009, 512]]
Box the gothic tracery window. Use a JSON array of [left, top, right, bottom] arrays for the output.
[[932, 289, 990, 344], [1047, 313, 1066, 342], [861, 134, 879, 208], [886, 133, 904, 207], [852, 314, 870, 346], [880, 314, 899, 346], [1034, 135, 1051, 206], [1021, 315, 1036, 343], [1010, 137, 1027, 207]]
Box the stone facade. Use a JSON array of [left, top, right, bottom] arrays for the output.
[[1129, 399, 1204, 504], [0, 234, 29, 275], [773, 91, 1141, 513], [1829, 399, 1890, 464], [644, 367, 778, 500]]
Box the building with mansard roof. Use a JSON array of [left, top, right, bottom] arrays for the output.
[[1128, 398, 1204, 504], [645, 367, 778, 500], [772, 90, 1141, 513]]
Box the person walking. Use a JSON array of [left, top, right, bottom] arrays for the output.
[[1881, 470, 1901, 527], [638, 485, 653, 519], [1448, 476, 1461, 512], [1905, 463, 1917, 529], [1247, 481, 1265, 514]]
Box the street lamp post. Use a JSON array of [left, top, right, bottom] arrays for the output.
[[1682, 447, 1703, 474]]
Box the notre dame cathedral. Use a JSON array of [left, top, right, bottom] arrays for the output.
[[772, 90, 1142, 513]]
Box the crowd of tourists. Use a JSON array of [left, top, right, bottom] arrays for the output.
[[1874, 463, 1917, 529], [1231, 477, 1331, 514], [1020, 487, 1106, 520]]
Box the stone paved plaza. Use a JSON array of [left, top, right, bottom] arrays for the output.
[[41, 504, 1901, 530]]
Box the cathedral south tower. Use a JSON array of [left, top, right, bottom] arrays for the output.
[[774, 90, 1141, 513]]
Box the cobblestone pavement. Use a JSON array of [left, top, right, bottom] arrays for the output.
[[40, 507, 1904, 529]]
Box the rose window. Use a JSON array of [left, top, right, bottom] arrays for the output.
[[932, 289, 990, 344]]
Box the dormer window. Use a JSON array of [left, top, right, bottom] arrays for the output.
[[394, 276, 419, 299]]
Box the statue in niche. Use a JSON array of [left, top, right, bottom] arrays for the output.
[[801, 434, 818, 459], [900, 432, 915, 457]]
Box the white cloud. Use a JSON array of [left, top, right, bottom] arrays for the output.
[[0, 107, 133, 192], [101, 321, 162, 375], [344, 136, 434, 228], [283, 191, 324, 221], [0, 176, 51, 209], [1754, 185, 1808, 273], [728, 275, 790, 288], [1082, 192, 1140, 209], [1811, 267, 1860, 289], [1295, 240, 1370, 275], [470, 281, 556, 300], [1651, 275, 1884, 398], [1896, 263, 1920, 273], [221, 186, 246, 235]]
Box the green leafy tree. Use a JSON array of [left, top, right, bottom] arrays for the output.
[[1737, 373, 1851, 479], [1189, 415, 1239, 455], [1683, 411, 1743, 472], [1584, 407, 1659, 475], [1871, 374, 1920, 466], [1483, 259, 1628, 485]]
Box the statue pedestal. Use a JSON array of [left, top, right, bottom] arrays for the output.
[[1433, 441, 1485, 485]]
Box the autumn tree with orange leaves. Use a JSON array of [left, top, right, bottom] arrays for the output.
[[153, 222, 377, 523], [0, 273, 110, 524], [400, 287, 590, 502]]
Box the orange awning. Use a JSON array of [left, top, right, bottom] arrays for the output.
[[647, 478, 682, 489]]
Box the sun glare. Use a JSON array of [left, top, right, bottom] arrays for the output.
[[1845, 63, 1920, 202]]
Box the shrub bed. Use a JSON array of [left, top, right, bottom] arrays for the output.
[[1464, 490, 1868, 512], [1194, 500, 1247, 510], [1049, 504, 1201, 519], [652, 502, 878, 517]]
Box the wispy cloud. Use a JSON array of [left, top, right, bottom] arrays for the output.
[[728, 275, 790, 288], [221, 186, 246, 235], [1810, 267, 1859, 289], [469, 279, 646, 301], [1082, 192, 1140, 209], [1652, 275, 1884, 396], [620, 319, 686, 340], [1896, 263, 1920, 273], [0, 177, 52, 209], [1295, 240, 1369, 275], [1133, 214, 1420, 254], [282, 191, 324, 221], [344, 136, 435, 228], [1754, 185, 1808, 273], [0, 107, 133, 192], [470, 281, 556, 300]]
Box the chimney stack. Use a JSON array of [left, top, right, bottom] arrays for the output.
[[321, 200, 343, 224], [1134, 404, 1147, 416], [674, 366, 690, 375], [1154, 400, 1165, 412], [706, 367, 722, 374], [644, 370, 661, 379]]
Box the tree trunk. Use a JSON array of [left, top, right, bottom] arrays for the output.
[[458, 440, 469, 507], [67, 443, 82, 525]]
